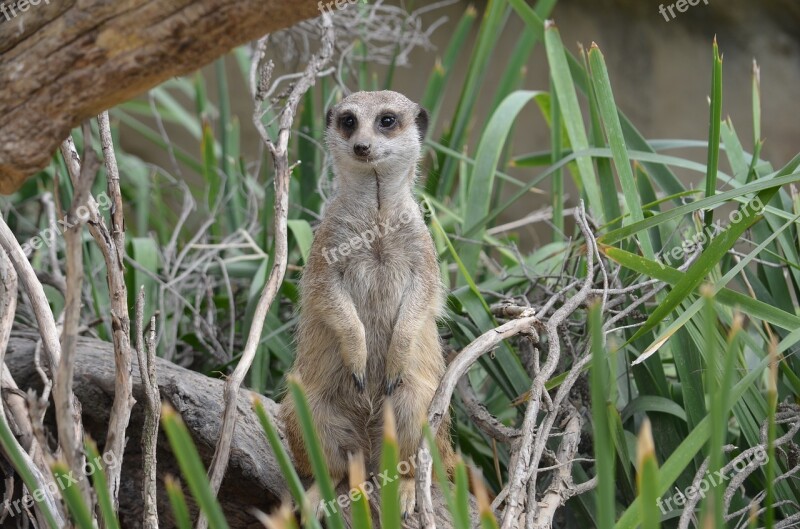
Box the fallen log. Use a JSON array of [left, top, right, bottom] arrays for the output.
[[5, 329, 468, 528], [0, 0, 323, 193]]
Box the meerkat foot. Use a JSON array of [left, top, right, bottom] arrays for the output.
[[301, 480, 344, 521], [299, 482, 323, 521], [398, 477, 416, 520]]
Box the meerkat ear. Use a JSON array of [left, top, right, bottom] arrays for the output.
[[326, 108, 333, 129], [415, 106, 429, 141]]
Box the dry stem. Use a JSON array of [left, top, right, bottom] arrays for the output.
[[202, 14, 335, 528], [135, 287, 161, 529]]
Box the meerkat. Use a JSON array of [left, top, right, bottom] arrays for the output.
[[279, 90, 455, 519]]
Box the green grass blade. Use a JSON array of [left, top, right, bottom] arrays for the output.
[[420, 5, 477, 140], [706, 314, 741, 528], [287, 379, 346, 529], [599, 157, 800, 244], [703, 39, 723, 230], [85, 438, 121, 529], [379, 404, 401, 529], [161, 405, 229, 529], [126, 237, 160, 335], [201, 119, 220, 212], [701, 288, 722, 526], [602, 246, 800, 331], [544, 21, 603, 222], [459, 90, 545, 273], [348, 453, 373, 529], [721, 118, 748, 182], [635, 421, 660, 529], [590, 301, 615, 529], [509, 0, 687, 198], [165, 475, 193, 529], [253, 399, 321, 529], [0, 413, 61, 528], [550, 73, 566, 240], [765, 343, 778, 529], [607, 208, 799, 370], [453, 458, 471, 529], [582, 47, 622, 234], [298, 91, 321, 217], [626, 186, 783, 346], [620, 396, 687, 423], [215, 56, 233, 192], [428, 201, 529, 398], [52, 462, 95, 528], [431, 0, 508, 197], [588, 44, 654, 258], [287, 219, 314, 264]]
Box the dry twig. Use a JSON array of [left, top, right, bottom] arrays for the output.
[[202, 14, 335, 528], [135, 287, 161, 529], [97, 111, 136, 510], [56, 121, 97, 508], [0, 248, 66, 526], [417, 204, 600, 529], [60, 114, 136, 510]]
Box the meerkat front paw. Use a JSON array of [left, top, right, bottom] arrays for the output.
[[350, 350, 368, 393], [342, 342, 368, 393], [384, 373, 403, 396], [351, 371, 366, 393], [384, 362, 404, 396]]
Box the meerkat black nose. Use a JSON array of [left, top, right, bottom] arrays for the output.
[[354, 143, 371, 157]]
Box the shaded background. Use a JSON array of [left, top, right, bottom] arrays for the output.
[[120, 0, 800, 247]]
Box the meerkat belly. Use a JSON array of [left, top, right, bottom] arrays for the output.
[[342, 238, 413, 358]]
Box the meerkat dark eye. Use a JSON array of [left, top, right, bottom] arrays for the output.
[[340, 115, 357, 130], [379, 114, 397, 128]]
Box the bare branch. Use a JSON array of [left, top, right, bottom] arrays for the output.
[[500, 203, 598, 529], [56, 121, 97, 509], [135, 287, 161, 529], [97, 111, 136, 511], [529, 405, 586, 529], [416, 312, 538, 528], [202, 14, 335, 528], [456, 374, 520, 445]]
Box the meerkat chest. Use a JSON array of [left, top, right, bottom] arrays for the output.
[[333, 214, 426, 310]]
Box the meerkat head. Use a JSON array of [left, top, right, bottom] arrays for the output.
[[325, 91, 428, 182]]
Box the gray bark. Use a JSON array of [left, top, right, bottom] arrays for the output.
[[5, 330, 469, 528]]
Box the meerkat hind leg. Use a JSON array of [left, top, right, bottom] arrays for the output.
[[398, 476, 416, 520]]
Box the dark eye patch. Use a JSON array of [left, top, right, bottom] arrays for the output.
[[379, 114, 397, 128], [337, 113, 357, 139], [339, 113, 357, 129]]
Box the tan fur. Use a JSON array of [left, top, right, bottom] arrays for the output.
[[279, 91, 454, 517]]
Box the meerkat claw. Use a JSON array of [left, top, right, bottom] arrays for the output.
[[385, 376, 403, 396], [352, 372, 366, 393]]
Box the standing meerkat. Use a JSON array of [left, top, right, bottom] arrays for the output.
[[280, 90, 454, 518]]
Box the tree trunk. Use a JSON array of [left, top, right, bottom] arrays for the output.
[[0, 0, 323, 194], [5, 330, 470, 528]]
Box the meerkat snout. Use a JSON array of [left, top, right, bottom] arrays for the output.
[[325, 90, 429, 177]]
